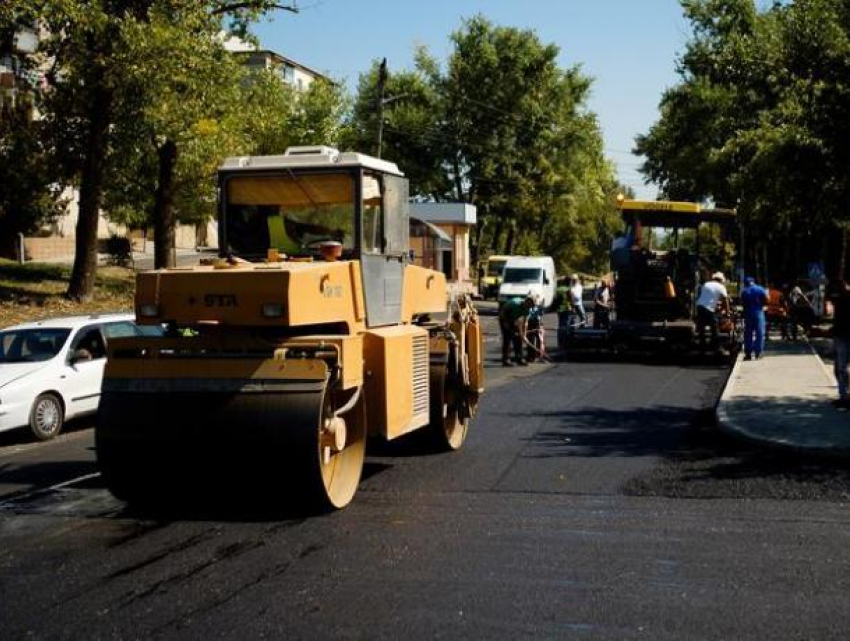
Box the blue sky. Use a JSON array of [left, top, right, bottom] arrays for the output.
[[253, 0, 694, 199]]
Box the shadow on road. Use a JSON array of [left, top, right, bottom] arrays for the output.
[[623, 406, 850, 501], [524, 405, 697, 460], [511, 398, 850, 501]]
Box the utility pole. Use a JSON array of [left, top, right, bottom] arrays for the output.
[[375, 58, 388, 158]]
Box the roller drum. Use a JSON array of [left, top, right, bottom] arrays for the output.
[[96, 381, 365, 511]]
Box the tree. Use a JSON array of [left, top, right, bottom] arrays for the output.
[[0, 9, 66, 257], [348, 16, 619, 275], [105, 4, 248, 268], [102, 32, 348, 270], [241, 69, 349, 156], [347, 48, 450, 200], [0, 107, 67, 257], [637, 0, 850, 281], [8, 0, 293, 299]]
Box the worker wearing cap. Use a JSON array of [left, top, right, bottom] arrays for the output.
[[740, 276, 768, 360], [695, 271, 729, 353], [499, 295, 535, 366]]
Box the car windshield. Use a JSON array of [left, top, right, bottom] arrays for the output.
[[0, 328, 71, 363], [503, 268, 542, 284], [487, 260, 506, 277]]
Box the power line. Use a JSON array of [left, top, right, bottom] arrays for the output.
[[379, 119, 650, 189]]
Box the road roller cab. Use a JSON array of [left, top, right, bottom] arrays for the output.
[[97, 147, 484, 511]]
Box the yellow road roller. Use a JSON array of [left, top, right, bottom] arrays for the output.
[[96, 146, 484, 510]]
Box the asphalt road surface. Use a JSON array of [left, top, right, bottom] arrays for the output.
[[3, 304, 850, 639]]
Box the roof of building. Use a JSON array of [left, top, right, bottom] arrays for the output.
[[410, 202, 477, 226], [236, 49, 331, 83]]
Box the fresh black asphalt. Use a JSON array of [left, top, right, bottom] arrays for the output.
[[2, 311, 850, 638]]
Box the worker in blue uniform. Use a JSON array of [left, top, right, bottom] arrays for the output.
[[740, 276, 768, 360]]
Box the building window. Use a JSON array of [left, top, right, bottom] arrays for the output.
[[279, 64, 295, 84]]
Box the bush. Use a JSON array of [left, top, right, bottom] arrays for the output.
[[105, 235, 132, 267]]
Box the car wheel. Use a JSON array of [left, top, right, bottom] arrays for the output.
[[29, 393, 64, 441]]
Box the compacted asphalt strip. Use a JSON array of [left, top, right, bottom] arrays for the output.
[[4, 309, 850, 638]]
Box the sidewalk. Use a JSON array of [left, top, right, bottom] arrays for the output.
[[717, 338, 850, 457]]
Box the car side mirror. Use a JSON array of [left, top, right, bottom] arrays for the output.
[[543, 276, 550, 285], [70, 349, 92, 364]]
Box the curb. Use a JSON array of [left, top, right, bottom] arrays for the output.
[[715, 340, 850, 461], [808, 338, 839, 388]]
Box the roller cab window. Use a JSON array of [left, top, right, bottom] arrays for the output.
[[361, 172, 409, 257], [223, 172, 357, 260]]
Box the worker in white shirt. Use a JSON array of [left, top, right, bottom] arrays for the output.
[[695, 271, 729, 353], [569, 274, 586, 327]]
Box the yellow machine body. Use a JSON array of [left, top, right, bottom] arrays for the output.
[[98, 147, 484, 511]]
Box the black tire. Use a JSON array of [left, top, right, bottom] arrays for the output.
[[29, 393, 64, 441], [429, 359, 469, 452]]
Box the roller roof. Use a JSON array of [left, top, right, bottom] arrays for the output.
[[220, 146, 404, 177]]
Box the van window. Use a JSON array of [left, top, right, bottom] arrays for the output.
[[503, 268, 542, 284]]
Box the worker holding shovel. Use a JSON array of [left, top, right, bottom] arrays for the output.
[[499, 295, 536, 366]]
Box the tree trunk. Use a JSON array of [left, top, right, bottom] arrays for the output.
[[67, 83, 113, 302], [472, 215, 486, 267], [452, 155, 465, 202], [505, 224, 516, 255], [491, 217, 504, 255], [153, 139, 179, 269]]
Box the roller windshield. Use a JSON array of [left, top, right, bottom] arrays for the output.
[[223, 172, 357, 260]]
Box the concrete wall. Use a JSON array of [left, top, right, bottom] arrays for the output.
[[23, 237, 76, 262], [53, 186, 127, 240]]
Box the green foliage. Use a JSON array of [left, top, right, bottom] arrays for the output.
[[104, 234, 132, 266], [3, 0, 292, 292], [637, 0, 850, 280], [348, 16, 620, 275], [103, 3, 249, 230], [346, 49, 449, 199], [0, 112, 67, 255], [241, 70, 349, 156]]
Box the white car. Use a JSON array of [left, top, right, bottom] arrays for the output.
[[0, 313, 160, 441]]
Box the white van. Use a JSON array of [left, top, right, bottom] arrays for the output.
[[497, 256, 557, 308]]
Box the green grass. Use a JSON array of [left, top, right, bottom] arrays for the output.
[[0, 259, 135, 328]]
